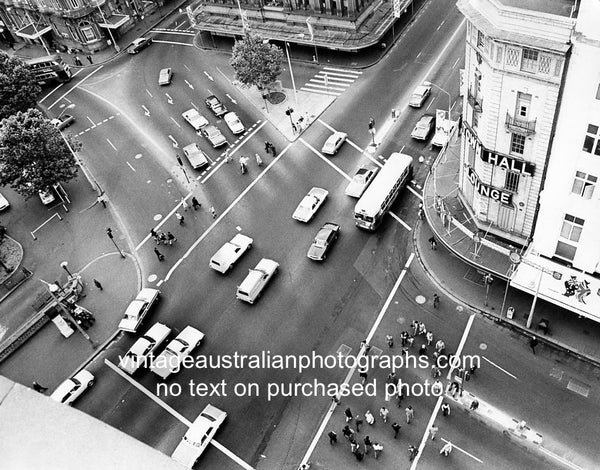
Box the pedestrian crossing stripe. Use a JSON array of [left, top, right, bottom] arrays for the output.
[[301, 66, 362, 97], [306, 82, 346, 92], [313, 75, 354, 84], [322, 66, 363, 75], [318, 72, 358, 80]]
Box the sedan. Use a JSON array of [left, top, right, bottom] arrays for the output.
[[50, 369, 94, 405], [224, 112, 245, 135], [182, 143, 209, 169], [118, 322, 171, 375], [292, 187, 328, 222], [0, 192, 9, 211], [118, 287, 160, 333], [321, 131, 347, 155], [151, 326, 205, 379], [127, 37, 153, 54], [182, 108, 209, 131], [172, 404, 227, 468], [50, 114, 75, 130], [158, 67, 172, 85], [209, 233, 253, 273], [38, 188, 56, 205], [345, 162, 380, 198], [201, 125, 227, 148], [205, 95, 228, 117], [307, 223, 340, 261], [409, 82, 432, 108], [411, 114, 435, 140]]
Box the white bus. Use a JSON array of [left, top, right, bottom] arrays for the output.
[[354, 152, 413, 230]]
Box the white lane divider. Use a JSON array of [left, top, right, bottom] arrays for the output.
[[316, 119, 364, 154], [388, 211, 412, 232], [439, 437, 483, 463], [298, 138, 352, 182], [482, 356, 518, 381]]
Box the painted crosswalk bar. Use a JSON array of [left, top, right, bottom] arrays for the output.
[[301, 66, 362, 96]]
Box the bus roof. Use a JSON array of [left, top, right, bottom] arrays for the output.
[[354, 152, 413, 217], [23, 54, 62, 65]]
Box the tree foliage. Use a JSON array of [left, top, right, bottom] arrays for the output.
[[0, 52, 41, 121], [230, 34, 284, 91], [0, 109, 80, 199]]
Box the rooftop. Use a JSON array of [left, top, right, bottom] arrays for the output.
[[499, 0, 578, 18]]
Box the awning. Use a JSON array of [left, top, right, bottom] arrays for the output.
[[15, 23, 52, 40], [98, 14, 130, 29], [511, 250, 600, 323]]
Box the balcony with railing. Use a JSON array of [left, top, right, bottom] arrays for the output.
[[467, 89, 483, 113], [505, 111, 536, 136]]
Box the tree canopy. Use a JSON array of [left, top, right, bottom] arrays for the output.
[[0, 109, 80, 199], [0, 52, 41, 121], [230, 34, 283, 91]]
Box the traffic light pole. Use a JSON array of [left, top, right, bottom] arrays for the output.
[[106, 227, 126, 258]]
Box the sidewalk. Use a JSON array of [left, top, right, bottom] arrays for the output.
[[417, 134, 600, 367]]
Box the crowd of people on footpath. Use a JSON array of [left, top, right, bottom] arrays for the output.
[[326, 319, 478, 462]]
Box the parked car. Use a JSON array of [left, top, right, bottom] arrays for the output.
[[118, 322, 171, 375], [321, 131, 347, 155], [409, 82, 432, 108], [345, 162, 380, 198], [205, 95, 228, 117], [151, 326, 204, 379], [50, 114, 75, 130], [0, 192, 9, 211], [50, 369, 94, 405], [182, 143, 209, 169], [236, 258, 279, 304], [201, 125, 227, 148], [209, 233, 253, 273], [158, 68, 172, 85], [307, 223, 340, 261], [411, 114, 435, 140], [224, 112, 245, 135], [118, 288, 160, 333], [182, 109, 209, 131], [128, 37, 153, 54], [38, 188, 56, 205], [171, 404, 227, 468], [292, 187, 328, 222]]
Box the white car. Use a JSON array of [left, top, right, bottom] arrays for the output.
[[151, 326, 204, 379], [321, 131, 347, 155], [171, 404, 227, 468], [201, 125, 227, 148], [411, 114, 435, 140], [50, 369, 94, 405], [236, 258, 279, 304], [0, 192, 9, 211], [38, 188, 56, 205], [118, 322, 171, 375], [209, 233, 253, 273], [409, 82, 432, 108], [182, 143, 209, 169], [118, 288, 160, 333], [345, 162, 380, 198], [223, 112, 245, 135], [158, 67, 172, 86], [292, 187, 328, 222], [182, 109, 209, 131]]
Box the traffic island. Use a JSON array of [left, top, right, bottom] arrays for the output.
[[0, 235, 23, 284]]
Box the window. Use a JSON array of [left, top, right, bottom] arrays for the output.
[[505, 171, 520, 192], [560, 214, 584, 242], [516, 92, 531, 118], [555, 241, 577, 261], [596, 83, 600, 100], [582, 124, 600, 155], [571, 171, 597, 199], [521, 48, 538, 73], [510, 133, 525, 155], [477, 30, 486, 49]]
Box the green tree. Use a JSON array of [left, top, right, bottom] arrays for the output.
[[0, 109, 80, 199], [0, 52, 41, 121], [230, 34, 283, 91]]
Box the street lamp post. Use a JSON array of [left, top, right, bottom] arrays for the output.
[[96, 4, 120, 52], [106, 227, 126, 258], [368, 118, 376, 146], [175, 154, 190, 184], [285, 42, 298, 105], [483, 273, 493, 307], [60, 261, 73, 278], [285, 107, 294, 129]]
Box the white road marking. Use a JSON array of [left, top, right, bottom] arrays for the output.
[[299, 87, 341, 96], [407, 185, 423, 200], [316, 119, 364, 153], [159, 143, 293, 285], [305, 82, 346, 91], [440, 438, 483, 463], [126, 162, 136, 172], [437, 20, 445, 30], [416, 52, 422, 59], [322, 66, 362, 75], [87, 116, 96, 127], [539, 447, 585, 470], [388, 211, 412, 231], [183, 64, 191, 72], [300, 253, 414, 468], [170, 117, 181, 127], [210, 441, 255, 470], [44, 65, 104, 108], [482, 356, 518, 380], [313, 74, 355, 83], [452, 56, 461, 69], [152, 39, 194, 47], [106, 138, 116, 151], [151, 30, 195, 36], [299, 138, 352, 182], [146, 89, 153, 98]]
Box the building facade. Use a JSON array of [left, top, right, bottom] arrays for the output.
[[457, 0, 576, 246]]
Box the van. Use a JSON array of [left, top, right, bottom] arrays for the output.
[[236, 259, 279, 304]]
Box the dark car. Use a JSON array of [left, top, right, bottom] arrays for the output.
[[307, 223, 340, 261], [128, 37, 153, 54], [50, 114, 75, 131], [205, 95, 228, 117]]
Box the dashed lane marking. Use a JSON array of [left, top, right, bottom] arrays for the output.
[[407, 185, 423, 200]]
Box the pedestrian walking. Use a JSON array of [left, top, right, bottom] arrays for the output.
[[358, 365, 368, 384], [428, 236, 438, 250], [433, 293, 440, 309], [344, 407, 353, 422], [426, 331, 433, 345], [392, 422, 401, 438], [387, 371, 397, 384], [429, 424, 439, 440], [385, 334, 394, 347], [435, 339, 445, 353], [342, 425, 354, 440], [441, 402, 451, 417], [354, 415, 363, 432], [175, 212, 184, 225], [392, 108, 397, 120], [440, 441, 453, 456], [411, 320, 419, 336], [432, 364, 441, 378], [364, 436, 373, 454], [328, 430, 337, 445], [350, 438, 359, 453], [400, 331, 409, 346], [154, 247, 165, 261], [181, 198, 190, 211], [365, 409, 375, 425], [379, 406, 389, 423], [408, 444, 418, 461], [432, 379, 443, 395], [372, 442, 383, 459], [167, 232, 177, 246], [97, 194, 107, 208], [150, 228, 159, 242], [406, 335, 415, 348], [354, 450, 364, 461], [191, 196, 201, 210], [530, 336, 538, 354], [419, 344, 428, 356], [331, 394, 341, 406], [255, 153, 263, 166], [470, 399, 479, 411], [73, 56, 82, 66], [158, 232, 168, 245], [86, 54, 93, 64], [418, 321, 427, 335], [209, 206, 217, 218], [93, 279, 103, 290], [32, 381, 48, 393], [405, 405, 414, 424], [265, 141, 271, 154]]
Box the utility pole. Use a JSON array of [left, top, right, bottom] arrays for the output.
[[106, 227, 125, 258], [176, 154, 190, 183], [483, 273, 494, 307]]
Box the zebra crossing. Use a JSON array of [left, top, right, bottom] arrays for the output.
[[300, 67, 362, 97]]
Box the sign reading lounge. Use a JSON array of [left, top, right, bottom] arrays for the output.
[[467, 167, 512, 205]]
